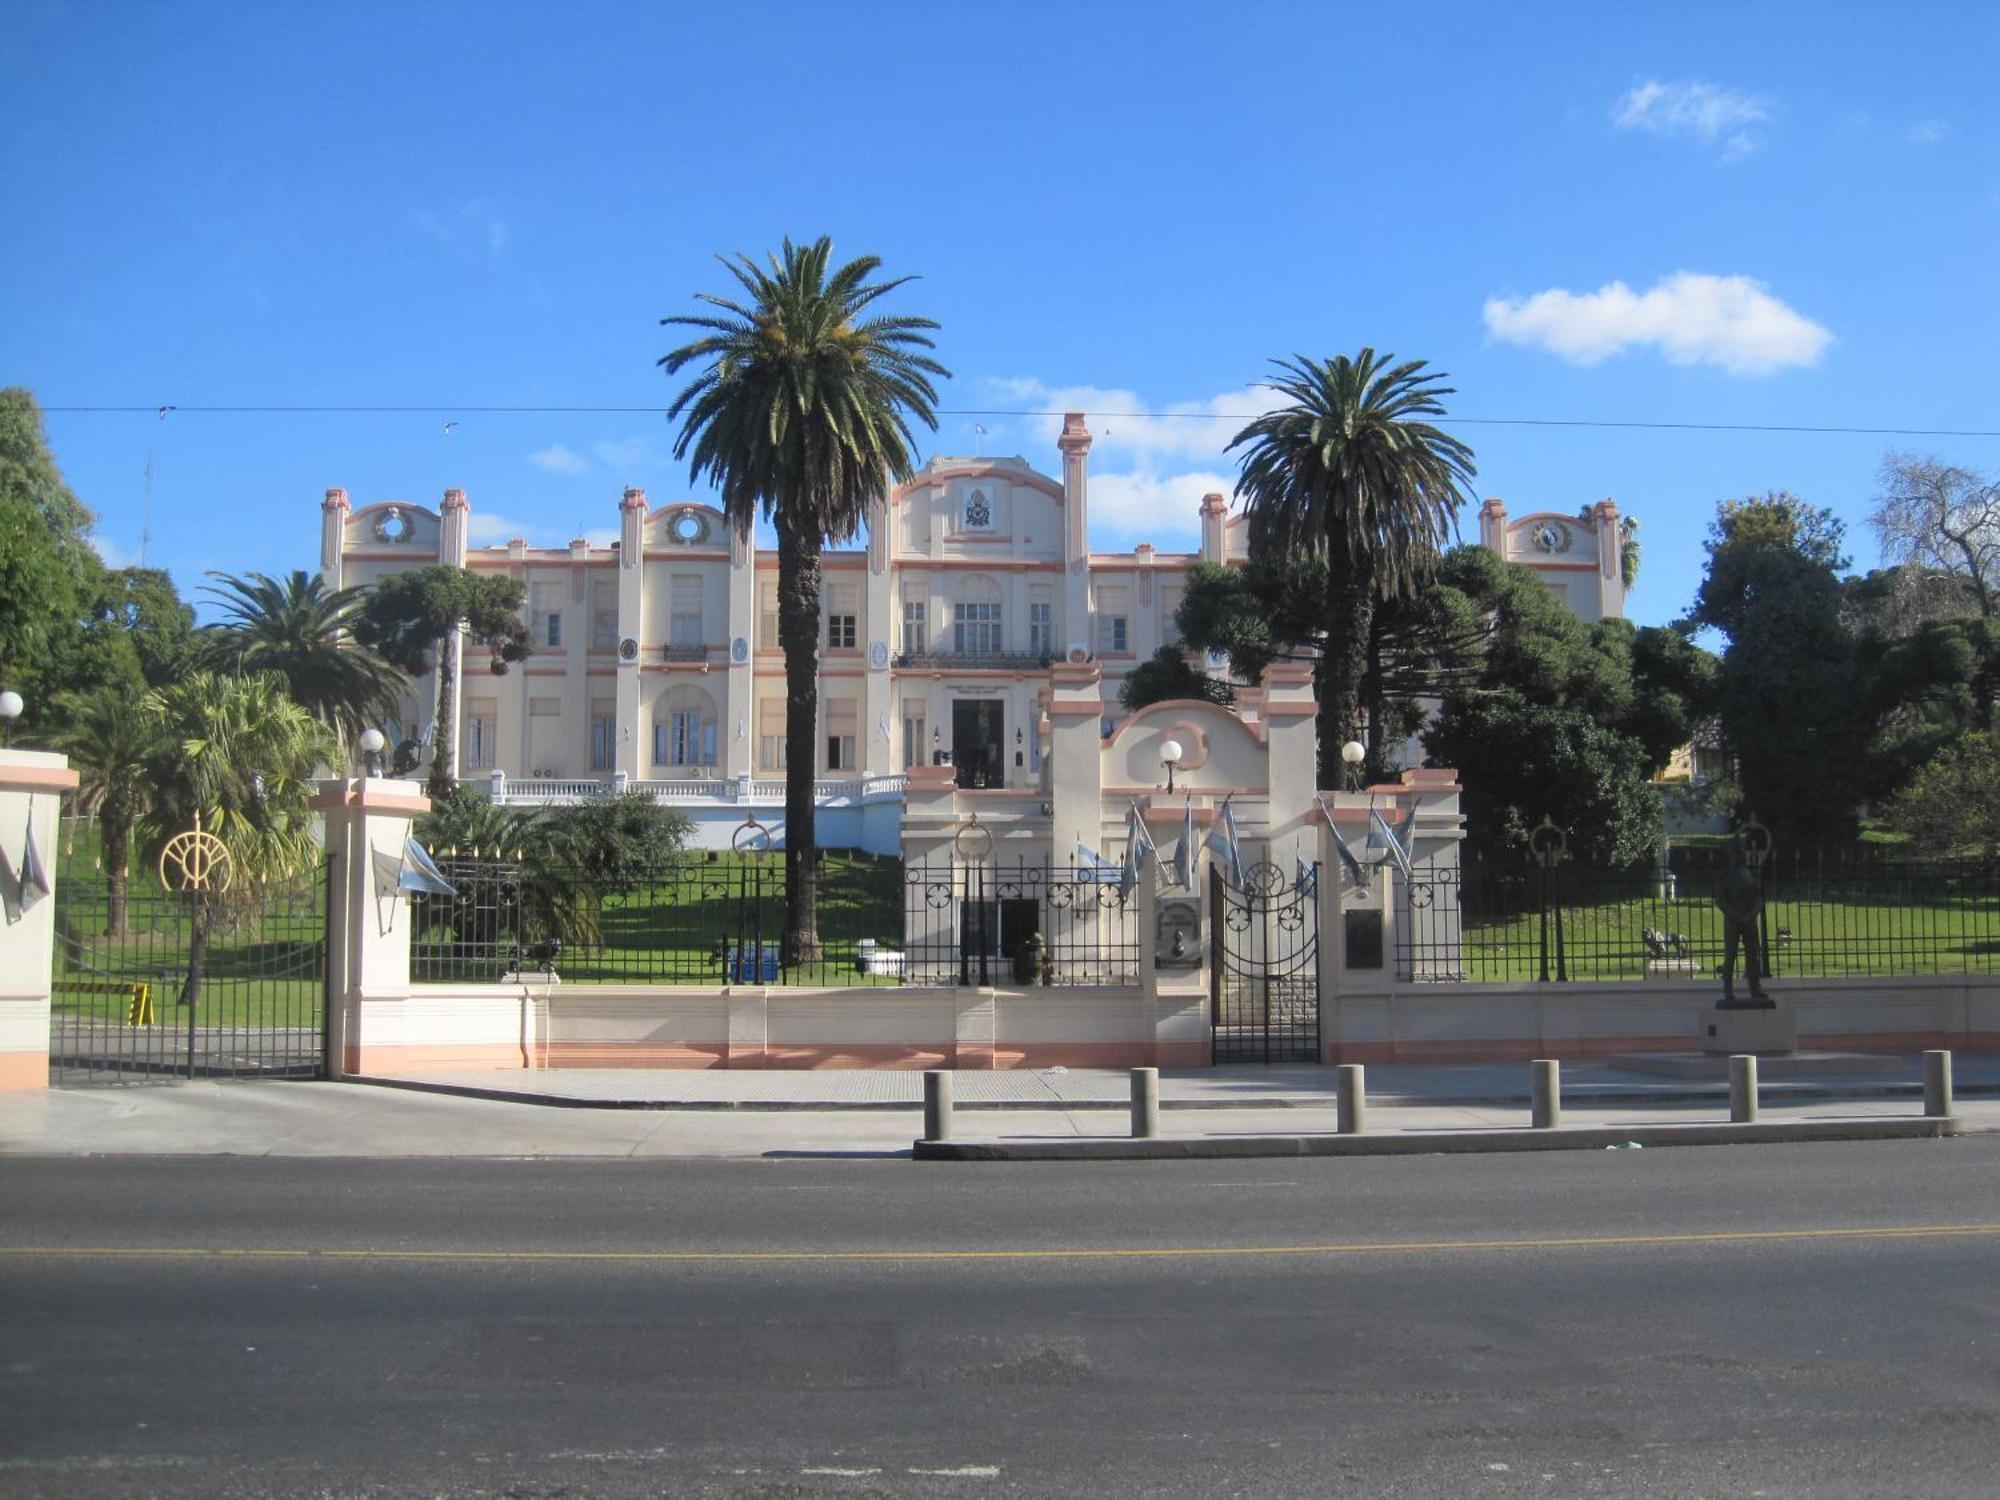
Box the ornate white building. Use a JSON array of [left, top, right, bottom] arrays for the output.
[[320, 412, 1626, 845]]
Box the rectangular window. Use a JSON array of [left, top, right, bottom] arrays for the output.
[[463, 698, 498, 771], [758, 580, 778, 649], [530, 583, 564, 651], [757, 698, 785, 772], [1096, 585, 1129, 655], [1160, 586, 1183, 646], [902, 598, 927, 656], [826, 583, 858, 651], [825, 700, 857, 772], [589, 704, 615, 770], [954, 601, 1002, 656], [670, 710, 705, 766], [1028, 598, 1054, 658], [902, 709, 928, 770], [591, 581, 618, 649], [670, 573, 703, 648]]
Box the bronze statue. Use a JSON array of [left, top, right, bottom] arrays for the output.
[[1716, 848, 1771, 1007]]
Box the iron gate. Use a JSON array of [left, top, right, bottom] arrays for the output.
[[1209, 860, 1320, 1063], [50, 858, 330, 1085]]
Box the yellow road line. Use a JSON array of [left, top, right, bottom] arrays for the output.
[[2, 1223, 1998, 1265]]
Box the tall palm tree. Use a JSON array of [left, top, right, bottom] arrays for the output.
[[1228, 351, 1477, 786], [201, 570, 406, 746], [660, 237, 948, 964], [49, 683, 158, 936]]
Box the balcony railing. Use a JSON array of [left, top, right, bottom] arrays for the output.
[[893, 649, 1053, 671], [486, 772, 909, 806], [661, 643, 712, 662]]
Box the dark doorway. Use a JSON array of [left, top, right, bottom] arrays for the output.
[[952, 700, 1005, 789]]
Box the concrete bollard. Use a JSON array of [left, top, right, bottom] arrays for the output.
[[923, 1069, 954, 1141], [1729, 1054, 1759, 1124], [1530, 1059, 1561, 1130], [1924, 1049, 1954, 1119], [1336, 1064, 1367, 1135], [1130, 1067, 1159, 1139]]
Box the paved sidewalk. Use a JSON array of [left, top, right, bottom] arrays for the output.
[[1, 1055, 1992, 1159]]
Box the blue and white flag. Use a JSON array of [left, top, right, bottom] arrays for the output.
[[17, 808, 51, 916], [1169, 798, 1195, 890], [1204, 799, 1244, 888], [1119, 802, 1157, 900], [399, 838, 458, 897], [1295, 854, 1318, 900], [1076, 841, 1122, 884], [1369, 807, 1413, 880], [1319, 798, 1365, 885]]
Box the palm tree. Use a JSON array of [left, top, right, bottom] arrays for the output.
[[660, 237, 947, 964], [1228, 351, 1477, 786], [48, 683, 158, 936], [201, 570, 407, 746], [139, 670, 335, 1012]]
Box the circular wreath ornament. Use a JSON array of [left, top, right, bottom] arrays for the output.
[[1531, 521, 1573, 555], [668, 509, 709, 545], [953, 817, 994, 863], [372, 506, 413, 544], [157, 812, 233, 895], [731, 817, 773, 855], [618, 637, 639, 662]]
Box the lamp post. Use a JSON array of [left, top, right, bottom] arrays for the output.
[[1340, 739, 1365, 792], [0, 690, 20, 749], [1160, 737, 1184, 795], [359, 727, 387, 778]]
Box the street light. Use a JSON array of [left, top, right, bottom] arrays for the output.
[[0, 690, 20, 749], [359, 727, 387, 778], [1160, 737, 1184, 795], [1340, 739, 1365, 792]]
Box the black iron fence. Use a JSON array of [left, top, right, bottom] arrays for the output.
[[408, 853, 1138, 988], [51, 861, 328, 1084], [1398, 850, 2000, 983]]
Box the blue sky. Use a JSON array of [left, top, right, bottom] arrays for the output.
[[4, 0, 1996, 629]]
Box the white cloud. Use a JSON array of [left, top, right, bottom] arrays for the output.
[[984, 377, 1280, 466], [1906, 118, 1950, 146], [1483, 272, 1831, 376], [1087, 470, 1229, 548], [89, 533, 136, 569], [1613, 79, 1773, 159], [528, 443, 591, 475], [465, 511, 547, 546], [413, 199, 510, 259]]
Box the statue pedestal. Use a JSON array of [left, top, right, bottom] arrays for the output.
[[1703, 1001, 1796, 1056]]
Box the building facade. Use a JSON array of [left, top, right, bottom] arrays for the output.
[[321, 412, 1626, 809]]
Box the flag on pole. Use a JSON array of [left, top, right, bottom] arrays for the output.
[[1319, 798, 1364, 885], [1169, 798, 1195, 889], [17, 807, 50, 916], [1296, 853, 1318, 900], [1204, 799, 1244, 888], [1369, 807, 1413, 880], [1076, 841, 1121, 884], [1119, 802, 1156, 900]]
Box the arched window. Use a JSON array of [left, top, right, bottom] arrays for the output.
[[953, 575, 1003, 656], [652, 685, 718, 769]]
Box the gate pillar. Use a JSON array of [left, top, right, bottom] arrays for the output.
[[315, 776, 431, 1079], [1, 749, 78, 1090]]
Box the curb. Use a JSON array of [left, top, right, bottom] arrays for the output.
[[345, 1074, 2000, 1114], [912, 1116, 1963, 1161]]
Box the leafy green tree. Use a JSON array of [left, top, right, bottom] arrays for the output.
[[1118, 645, 1235, 712], [1882, 731, 2000, 857], [659, 236, 947, 963], [1227, 350, 1477, 787], [203, 570, 405, 745], [1690, 493, 1867, 850], [48, 683, 159, 936], [539, 792, 694, 886], [0, 388, 102, 719], [352, 566, 531, 797]]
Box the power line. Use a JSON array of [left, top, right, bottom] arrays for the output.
[[36, 403, 2000, 439]]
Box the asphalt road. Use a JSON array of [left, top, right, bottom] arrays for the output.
[[4, 1138, 2000, 1498]]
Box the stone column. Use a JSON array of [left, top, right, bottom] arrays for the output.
[[1047, 661, 1106, 859], [0, 751, 79, 1090], [616, 487, 648, 781], [315, 776, 431, 1079]]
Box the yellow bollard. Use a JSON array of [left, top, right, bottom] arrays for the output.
[[126, 983, 154, 1026]]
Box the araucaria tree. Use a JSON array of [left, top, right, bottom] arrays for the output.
[[1228, 351, 1477, 787], [352, 565, 532, 797], [659, 237, 947, 965]]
